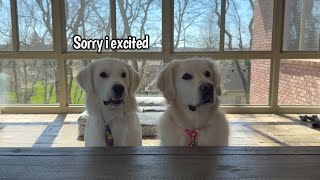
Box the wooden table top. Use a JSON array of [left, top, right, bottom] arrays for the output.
[[1, 146, 320, 179]]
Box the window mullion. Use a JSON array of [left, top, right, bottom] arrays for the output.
[[270, 0, 285, 112], [52, 0, 68, 111], [110, 0, 117, 54], [162, 0, 174, 61], [10, 0, 19, 52], [219, 0, 226, 53], [52, 0, 67, 53]]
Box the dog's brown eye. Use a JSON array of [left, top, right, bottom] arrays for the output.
[[121, 72, 126, 78], [100, 72, 108, 78], [182, 73, 193, 80], [204, 71, 211, 77]]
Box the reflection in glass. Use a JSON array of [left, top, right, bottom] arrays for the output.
[[283, 0, 320, 51]]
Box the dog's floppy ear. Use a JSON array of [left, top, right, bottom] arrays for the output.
[[206, 59, 222, 96], [157, 62, 176, 101], [76, 64, 93, 93], [128, 65, 141, 97]]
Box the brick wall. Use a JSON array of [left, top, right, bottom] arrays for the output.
[[278, 60, 320, 105], [250, 0, 320, 105], [249, 0, 273, 104], [250, 59, 270, 104]]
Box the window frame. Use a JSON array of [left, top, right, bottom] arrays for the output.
[[0, 0, 320, 114]]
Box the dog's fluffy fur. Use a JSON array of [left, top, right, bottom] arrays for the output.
[[157, 58, 229, 146], [77, 58, 142, 147]]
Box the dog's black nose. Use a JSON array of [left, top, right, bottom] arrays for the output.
[[200, 83, 214, 93], [112, 84, 124, 96]]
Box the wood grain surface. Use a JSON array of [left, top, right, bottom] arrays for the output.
[[1, 147, 320, 179]]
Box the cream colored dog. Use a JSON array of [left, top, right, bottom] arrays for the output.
[[157, 58, 229, 146], [77, 58, 142, 147]]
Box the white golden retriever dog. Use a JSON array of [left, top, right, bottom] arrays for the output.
[[77, 58, 142, 147], [157, 58, 229, 146]]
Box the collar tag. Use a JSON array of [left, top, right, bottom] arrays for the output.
[[105, 125, 113, 146], [185, 128, 199, 146]]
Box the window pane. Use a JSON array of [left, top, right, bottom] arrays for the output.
[[174, 0, 221, 51], [67, 59, 163, 105], [219, 59, 271, 105], [0, 1, 12, 51], [134, 60, 163, 96], [283, 0, 320, 51], [66, 59, 91, 104], [116, 0, 162, 51], [18, 0, 53, 51], [279, 59, 320, 105], [225, 0, 274, 51], [66, 0, 111, 51], [0, 59, 58, 104]]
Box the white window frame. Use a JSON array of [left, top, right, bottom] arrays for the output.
[[0, 0, 319, 114]]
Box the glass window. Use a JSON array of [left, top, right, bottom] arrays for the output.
[[66, 59, 91, 104], [219, 59, 271, 105], [225, 0, 274, 51], [0, 1, 12, 51], [174, 0, 221, 51], [18, 0, 53, 51], [283, 0, 320, 51], [0, 59, 58, 104], [116, 0, 162, 51], [65, 0, 112, 51], [279, 59, 320, 105]]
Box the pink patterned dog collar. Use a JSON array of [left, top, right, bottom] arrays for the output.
[[185, 128, 199, 146]]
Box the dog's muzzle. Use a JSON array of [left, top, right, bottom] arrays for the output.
[[188, 83, 214, 112], [103, 84, 125, 107]]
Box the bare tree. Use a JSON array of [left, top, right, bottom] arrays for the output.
[[5, 60, 41, 104], [0, 1, 13, 51], [2, 0, 262, 105], [117, 0, 162, 93], [65, 0, 113, 103], [117, 0, 147, 71], [212, 0, 254, 103], [229, 0, 253, 103], [16, 0, 57, 104], [174, 0, 207, 49]]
